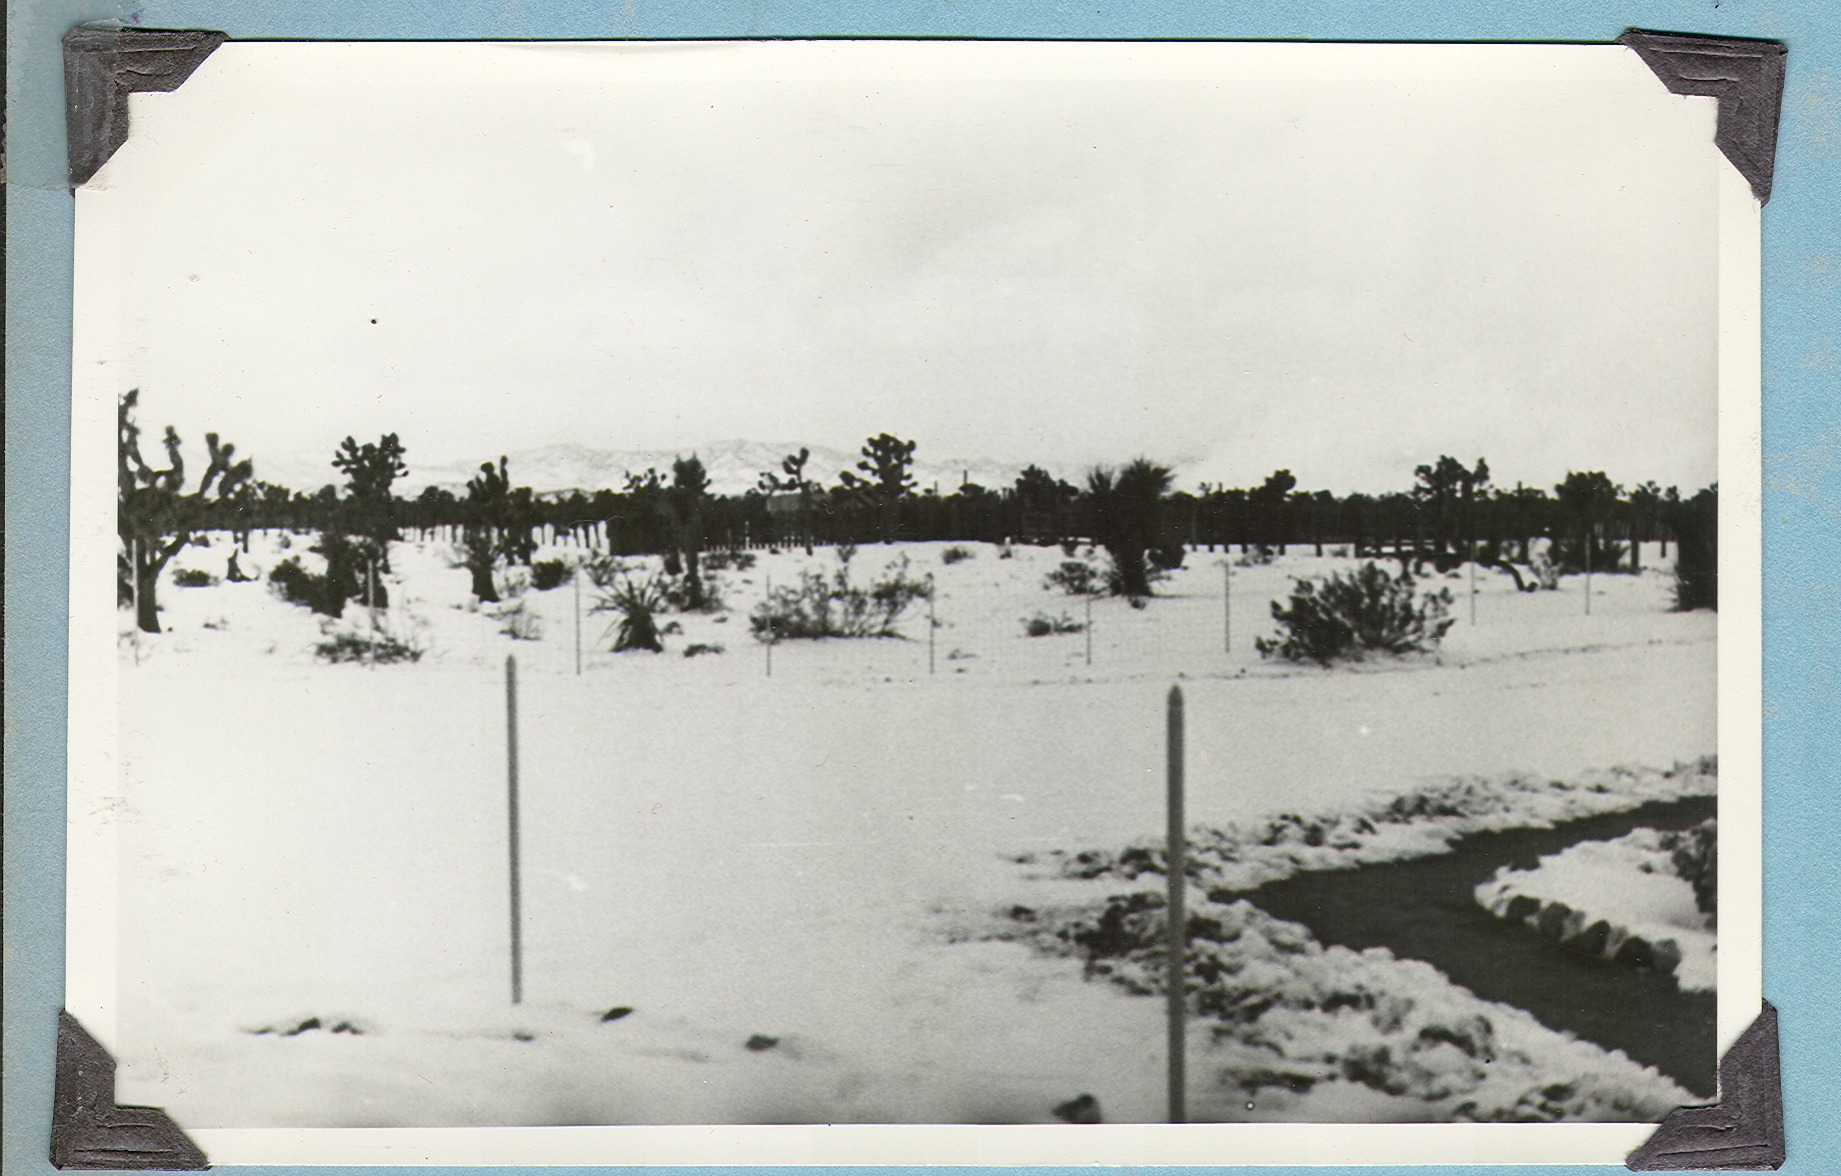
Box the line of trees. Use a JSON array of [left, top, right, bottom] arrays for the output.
[[119, 391, 1719, 630]]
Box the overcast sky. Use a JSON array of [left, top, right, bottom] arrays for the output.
[[80, 41, 1726, 495]]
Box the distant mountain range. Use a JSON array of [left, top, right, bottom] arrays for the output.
[[257, 441, 1085, 499]]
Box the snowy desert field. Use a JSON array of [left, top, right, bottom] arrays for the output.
[[106, 535, 1718, 1127]]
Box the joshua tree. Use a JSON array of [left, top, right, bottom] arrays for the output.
[[1249, 468, 1298, 554], [759, 446, 817, 554], [328, 433, 408, 607], [1554, 470, 1624, 573], [118, 390, 254, 633], [462, 457, 514, 602], [1412, 456, 1490, 563], [1085, 458, 1174, 597], [838, 432, 917, 541], [669, 454, 711, 609]]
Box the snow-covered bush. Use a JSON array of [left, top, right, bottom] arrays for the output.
[[269, 556, 343, 617], [493, 599, 542, 641], [703, 549, 757, 572], [1023, 611, 1084, 637], [1256, 562, 1454, 666], [592, 573, 667, 652], [314, 630, 422, 664], [1044, 559, 1105, 597], [941, 545, 974, 565], [173, 567, 219, 588], [530, 559, 571, 591], [749, 553, 931, 640], [1149, 543, 1186, 571], [1661, 819, 1717, 918], [660, 567, 725, 614]]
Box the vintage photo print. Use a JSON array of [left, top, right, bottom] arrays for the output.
[[67, 38, 1762, 1166]]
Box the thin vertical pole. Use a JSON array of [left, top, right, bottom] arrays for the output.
[[1468, 544, 1477, 626], [506, 655, 523, 1005], [1223, 562, 1231, 653], [130, 539, 141, 665], [367, 558, 379, 667], [573, 566, 582, 675], [1584, 526, 1593, 616], [1084, 593, 1093, 666], [928, 584, 936, 674], [1166, 685, 1187, 1124], [765, 573, 774, 678]]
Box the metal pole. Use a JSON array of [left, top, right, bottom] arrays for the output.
[[928, 584, 936, 674], [573, 566, 582, 675], [1584, 524, 1593, 616], [130, 538, 141, 665], [1223, 562, 1231, 653], [1468, 544, 1477, 626], [506, 655, 523, 1005], [368, 558, 379, 667], [765, 573, 773, 678], [1166, 684, 1187, 1124], [1085, 592, 1093, 667]]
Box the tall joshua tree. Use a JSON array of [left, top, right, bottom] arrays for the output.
[[669, 454, 711, 609], [838, 432, 917, 542], [1086, 458, 1174, 598], [759, 446, 817, 554], [328, 433, 408, 608], [1249, 468, 1298, 554], [463, 457, 512, 603], [1412, 456, 1489, 562], [118, 389, 254, 633]]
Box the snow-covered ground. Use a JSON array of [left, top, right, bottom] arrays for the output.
[[1474, 826, 1717, 993], [109, 535, 1716, 1125]]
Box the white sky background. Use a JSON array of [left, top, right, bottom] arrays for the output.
[[84, 41, 1722, 496]]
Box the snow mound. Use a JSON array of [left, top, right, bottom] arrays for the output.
[[1474, 824, 1716, 992], [1030, 760, 1718, 894], [993, 896, 1691, 1122]]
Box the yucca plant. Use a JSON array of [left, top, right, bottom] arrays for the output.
[[592, 573, 667, 652], [1085, 458, 1174, 598]]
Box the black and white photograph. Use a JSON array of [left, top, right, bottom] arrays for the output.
[[67, 38, 1761, 1163]]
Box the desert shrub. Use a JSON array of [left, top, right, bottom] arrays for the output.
[[1526, 542, 1562, 590], [660, 568, 725, 614], [1045, 559, 1106, 597], [173, 567, 219, 588], [703, 549, 756, 572], [835, 541, 858, 565], [1149, 543, 1187, 572], [1234, 547, 1274, 568], [998, 543, 1015, 559], [592, 573, 667, 652], [314, 630, 423, 664], [683, 642, 725, 658], [941, 545, 975, 565], [1661, 819, 1717, 918], [1255, 562, 1455, 666], [269, 556, 344, 617], [750, 554, 932, 640], [1023, 611, 1085, 637], [530, 559, 571, 591], [493, 600, 542, 641]]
